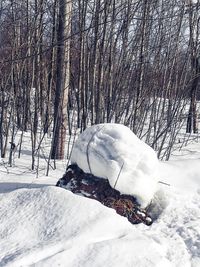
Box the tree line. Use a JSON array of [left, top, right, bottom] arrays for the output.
[[0, 0, 200, 171]]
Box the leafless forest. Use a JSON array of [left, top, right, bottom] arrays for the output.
[[0, 0, 200, 171]]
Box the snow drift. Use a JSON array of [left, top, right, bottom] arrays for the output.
[[0, 186, 168, 267], [71, 123, 158, 207]]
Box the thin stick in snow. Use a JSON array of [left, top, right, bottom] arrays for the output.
[[66, 128, 77, 170], [114, 162, 124, 189], [158, 181, 170, 186], [86, 126, 105, 174]]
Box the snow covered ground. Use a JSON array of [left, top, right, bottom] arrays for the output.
[[0, 127, 200, 267]]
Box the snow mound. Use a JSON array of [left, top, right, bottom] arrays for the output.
[[71, 123, 158, 207], [0, 186, 168, 267]]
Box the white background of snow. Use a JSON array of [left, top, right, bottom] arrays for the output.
[[71, 123, 158, 207], [0, 128, 200, 266]]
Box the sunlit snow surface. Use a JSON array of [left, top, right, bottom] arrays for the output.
[[0, 128, 200, 267], [71, 123, 158, 207]]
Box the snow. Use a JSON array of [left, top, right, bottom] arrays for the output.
[[0, 187, 169, 267], [0, 126, 200, 267], [71, 123, 158, 207]]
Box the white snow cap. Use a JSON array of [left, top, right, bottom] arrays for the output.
[[71, 123, 158, 207]]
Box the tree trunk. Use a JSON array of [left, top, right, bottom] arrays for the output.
[[51, 0, 72, 159], [186, 0, 199, 134]]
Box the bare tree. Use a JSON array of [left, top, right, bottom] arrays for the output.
[[186, 0, 200, 134], [51, 0, 72, 159]]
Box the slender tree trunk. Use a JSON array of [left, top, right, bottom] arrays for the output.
[[186, 0, 199, 134], [51, 0, 72, 159], [45, 0, 57, 134]]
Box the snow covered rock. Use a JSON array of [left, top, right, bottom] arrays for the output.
[[71, 123, 158, 207], [56, 164, 153, 226]]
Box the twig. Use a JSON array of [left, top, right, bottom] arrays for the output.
[[114, 162, 124, 189], [158, 181, 170, 186], [66, 127, 77, 170], [86, 125, 104, 174], [0, 159, 9, 174]]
